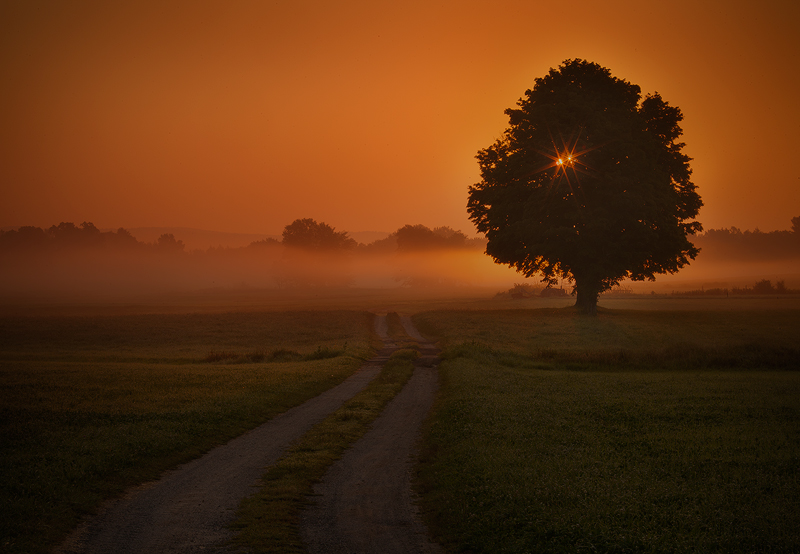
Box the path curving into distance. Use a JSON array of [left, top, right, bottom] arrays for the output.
[[57, 314, 398, 554], [300, 315, 442, 554]]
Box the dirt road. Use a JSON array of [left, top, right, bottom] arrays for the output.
[[56, 315, 395, 553], [56, 314, 441, 554], [300, 316, 441, 553]]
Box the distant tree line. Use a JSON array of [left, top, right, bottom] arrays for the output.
[[693, 217, 800, 260], [281, 218, 357, 251], [359, 224, 483, 253], [674, 279, 795, 296], [4, 217, 798, 264], [0, 218, 482, 255], [0, 222, 185, 253]]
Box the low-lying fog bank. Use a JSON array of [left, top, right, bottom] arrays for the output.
[[2, 244, 799, 309], [0, 247, 520, 303], [4, 219, 800, 309]]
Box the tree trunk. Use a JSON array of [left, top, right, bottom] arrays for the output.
[[573, 278, 599, 315]]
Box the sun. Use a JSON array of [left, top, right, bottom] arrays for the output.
[[525, 130, 600, 195]]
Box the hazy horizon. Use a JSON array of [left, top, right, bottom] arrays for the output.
[[5, 214, 798, 251], [3, 218, 800, 306]]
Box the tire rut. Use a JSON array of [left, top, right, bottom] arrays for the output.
[[300, 315, 442, 554]]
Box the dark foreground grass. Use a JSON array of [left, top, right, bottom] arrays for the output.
[[230, 348, 418, 553], [415, 308, 800, 553], [0, 311, 376, 554]]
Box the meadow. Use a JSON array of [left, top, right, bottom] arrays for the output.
[[413, 307, 800, 553], [0, 311, 378, 554], [2, 295, 799, 553]]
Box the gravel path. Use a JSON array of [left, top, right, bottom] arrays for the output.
[[300, 315, 442, 554], [56, 314, 398, 554]]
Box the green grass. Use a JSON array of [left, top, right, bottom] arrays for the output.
[[230, 348, 418, 553], [0, 311, 376, 362], [415, 308, 800, 553], [0, 311, 377, 554], [413, 307, 800, 356]]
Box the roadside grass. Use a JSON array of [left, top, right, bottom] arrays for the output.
[[230, 347, 419, 553], [415, 308, 800, 553], [0, 310, 376, 363], [413, 307, 800, 357], [0, 311, 376, 554]]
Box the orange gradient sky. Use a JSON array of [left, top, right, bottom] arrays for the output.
[[1, 0, 798, 237]]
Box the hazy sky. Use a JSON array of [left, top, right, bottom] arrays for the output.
[[1, 0, 798, 236]]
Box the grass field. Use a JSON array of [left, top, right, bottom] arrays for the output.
[[3, 297, 800, 553], [0, 311, 378, 554], [414, 307, 800, 553]]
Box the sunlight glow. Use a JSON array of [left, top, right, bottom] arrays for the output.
[[524, 129, 602, 200]]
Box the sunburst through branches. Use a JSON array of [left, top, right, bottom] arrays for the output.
[[526, 130, 600, 196]]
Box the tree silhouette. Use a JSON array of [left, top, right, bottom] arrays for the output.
[[467, 59, 702, 314], [109, 227, 140, 248], [156, 233, 185, 252], [395, 224, 470, 250], [0, 226, 48, 250], [281, 218, 356, 250], [695, 222, 800, 260]]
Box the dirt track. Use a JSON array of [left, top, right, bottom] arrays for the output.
[[300, 316, 441, 553], [56, 314, 441, 554]]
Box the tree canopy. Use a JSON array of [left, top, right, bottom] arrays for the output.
[[467, 59, 703, 313], [395, 225, 471, 250], [0, 222, 140, 251], [281, 218, 356, 250]]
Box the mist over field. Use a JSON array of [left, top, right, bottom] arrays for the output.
[[0, 222, 520, 304], [2, 219, 799, 304]]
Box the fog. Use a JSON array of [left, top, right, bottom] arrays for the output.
[[0, 245, 526, 305], [2, 218, 799, 307], [3, 241, 799, 309], [621, 256, 800, 294]]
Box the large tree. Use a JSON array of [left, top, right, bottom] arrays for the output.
[[467, 59, 702, 314]]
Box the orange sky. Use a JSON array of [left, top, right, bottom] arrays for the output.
[[1, 0, 798, 237]]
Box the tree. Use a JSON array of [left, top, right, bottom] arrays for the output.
[[467, 59, 702, 314], [281, 218, 356, 250], [156, 233, 185, 252], [395, 224, 470, 250]]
